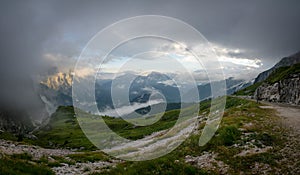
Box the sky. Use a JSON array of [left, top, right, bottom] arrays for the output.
[[0, 0, 300, 110]]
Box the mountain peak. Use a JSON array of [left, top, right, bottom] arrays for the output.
[[254, 50, 300, 83], [274, 51, 300, 69], [41, 71, 73, 90]]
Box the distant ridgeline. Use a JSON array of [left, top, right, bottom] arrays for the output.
[[38, 70, 252, 117], [236, 51, 300, 105]]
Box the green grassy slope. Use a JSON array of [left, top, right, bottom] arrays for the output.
[[1, 97, 289, 174], [0, 153, 54, 175], [26, 105, 187, 150], [93, 96, 285, 174], [265, 63, 300, 84], [27, 106, 97, 150], [234, 82, 262, 96], [235, 63, 300, 96], [0, 100, 210, 150]]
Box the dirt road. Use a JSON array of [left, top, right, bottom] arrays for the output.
[[234, 96, 300, 132], [258, 101, 300, 133], [238, 97, 300, 174]]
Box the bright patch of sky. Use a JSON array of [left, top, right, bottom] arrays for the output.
[[99, 41, 263, 80], [44, 38, 264, 80]]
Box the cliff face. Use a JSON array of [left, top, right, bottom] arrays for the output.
[[38, 71, 74, 115], [254, 51, 300, 83], [40, 72, 73, 96], [255, 73, 300, 105], [0, 109, 34, 135]]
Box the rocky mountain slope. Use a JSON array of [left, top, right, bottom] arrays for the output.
[[38, 71, 73, 115], [236, 51, 300, 105], [39, 71, 252, 116], [254, 64, 300, 105], [0, 109, 35, 138], [2, 96, 298, 174], [254, 51, 300, 83]]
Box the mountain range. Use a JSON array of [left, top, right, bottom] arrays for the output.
[[254, 51, 300, 83], [1, 50, 300, 138], [236, 51, 300, 105], [254, 63, 300, 104], [38, 70, 252, 117]]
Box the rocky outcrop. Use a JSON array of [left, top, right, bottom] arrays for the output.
[[254, 73, 300, 105], [0, 109, 35, 136], [38, 71, 73, 115], [0, 139, 121, 175], [254, 51, 300, 83], [41, 71, 73, 92]]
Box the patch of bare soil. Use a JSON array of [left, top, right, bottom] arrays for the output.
[[259, 102, 300, 174]]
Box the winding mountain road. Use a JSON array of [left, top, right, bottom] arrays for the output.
[[234, 96, 300, 133], [236, 96, 300, 174], [258, 101, 300, 133]]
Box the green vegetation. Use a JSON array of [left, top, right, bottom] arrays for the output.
[[27, 104, 189, 149], [209, 97, 283, 174], [11, 153, 33, 160], [215, 125, 241, 146], [1, 96, 287, 174], [102, 110, 179, 140], [0, 155, 54, 175], [0, 131, 18, 141], [266, 63, 300, 84], [234, 82, 262, 96], [235, 63, 300, 96], [86, 96, 284, 174], [95, 156, 211, 175], [68, 152, 110, 163], [25, 106, 97, 150]]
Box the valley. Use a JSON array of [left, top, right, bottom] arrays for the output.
[[1, 2, 300, 174], [1, 97, 299, 174], [1, 51, 300, 174]]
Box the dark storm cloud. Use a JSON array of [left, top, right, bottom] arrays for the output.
[[41, 0, 300, 67], [143, 0, 300, 64], [0, 1, 56, 110], [0, 0, 300, 116]]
